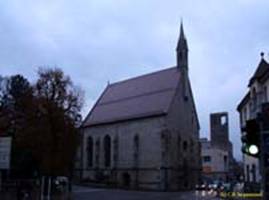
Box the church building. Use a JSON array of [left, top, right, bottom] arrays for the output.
[[79, 23, 201, 191]]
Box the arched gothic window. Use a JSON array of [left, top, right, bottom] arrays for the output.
[[183, 140, 188, 151], [134, 135, 139, 165], [95, 138, 100, 167], [104, 135, 111, 167], [113, 136, 119, 167], [161, 131, 170, 166], [87, 136, 93, 167]]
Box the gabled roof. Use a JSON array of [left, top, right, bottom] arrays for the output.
[[237, 56, 269, 112], [249, 58, 269, 86], [82, 67, 181, 127], [237, 91, 250, 112]]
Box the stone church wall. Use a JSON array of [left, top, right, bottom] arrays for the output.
[[164, 79, 201, 190], [81, 116, 168, 190]]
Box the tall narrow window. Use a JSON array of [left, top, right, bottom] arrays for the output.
[[104, 135, 111, 167], [161, 133, 168, 166], [113, 136, 119, 167], [221, 116, 227, 125], [177, 135, 181, 155], [224, 155, 227, 170], [87, 137, 93, 167], [183, 140, 188, 152], [134, 135, 139, 166], [95, 139, 100, 167], [264, 86, 268, 102]]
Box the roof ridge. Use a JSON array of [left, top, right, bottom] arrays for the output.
[[99, 87, 176, 106], [109, 66, 177, 87], [88, 111, 166, 127]]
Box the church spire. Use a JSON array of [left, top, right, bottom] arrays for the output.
[[176, 21, 188, 70]]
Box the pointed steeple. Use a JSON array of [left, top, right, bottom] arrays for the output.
[[176, 21, 188, 70], [177, 21, 188, 51], [176, 21, 189, 100]]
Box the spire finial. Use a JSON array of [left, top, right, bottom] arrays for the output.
[[176, 19, 188, 51], [180, 19, 185, 39], [261, 52, 264, 59]]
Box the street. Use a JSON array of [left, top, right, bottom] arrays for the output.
[[72, 185, 220, 200]]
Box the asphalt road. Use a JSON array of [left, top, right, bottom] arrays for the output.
[[72, 185, 221, 200]]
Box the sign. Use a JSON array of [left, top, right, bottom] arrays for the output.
[[0, 137, 12, 169]]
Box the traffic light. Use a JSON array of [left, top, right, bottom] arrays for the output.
[[241, 119, 260, 158]]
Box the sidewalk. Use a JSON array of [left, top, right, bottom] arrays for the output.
[[0, 189, 72, 200]]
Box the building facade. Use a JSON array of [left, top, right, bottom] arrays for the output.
[[200, 138, 229, 182], [77, 24, 201, 191], [200, 112, 235, 182], [237, 53, 269, 183]]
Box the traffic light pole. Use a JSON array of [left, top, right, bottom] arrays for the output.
[[259, 129, 269, 200], [258, 105, 269, 200], [259, 130, 269, 200]]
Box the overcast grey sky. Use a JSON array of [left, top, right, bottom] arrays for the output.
[[0, 0, 268, 160]]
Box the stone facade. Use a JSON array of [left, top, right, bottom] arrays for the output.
[[200, 112, 237, 183], [77, 23, 201, 191]]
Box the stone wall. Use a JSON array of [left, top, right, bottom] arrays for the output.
[[81, 116, 168, 190]]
